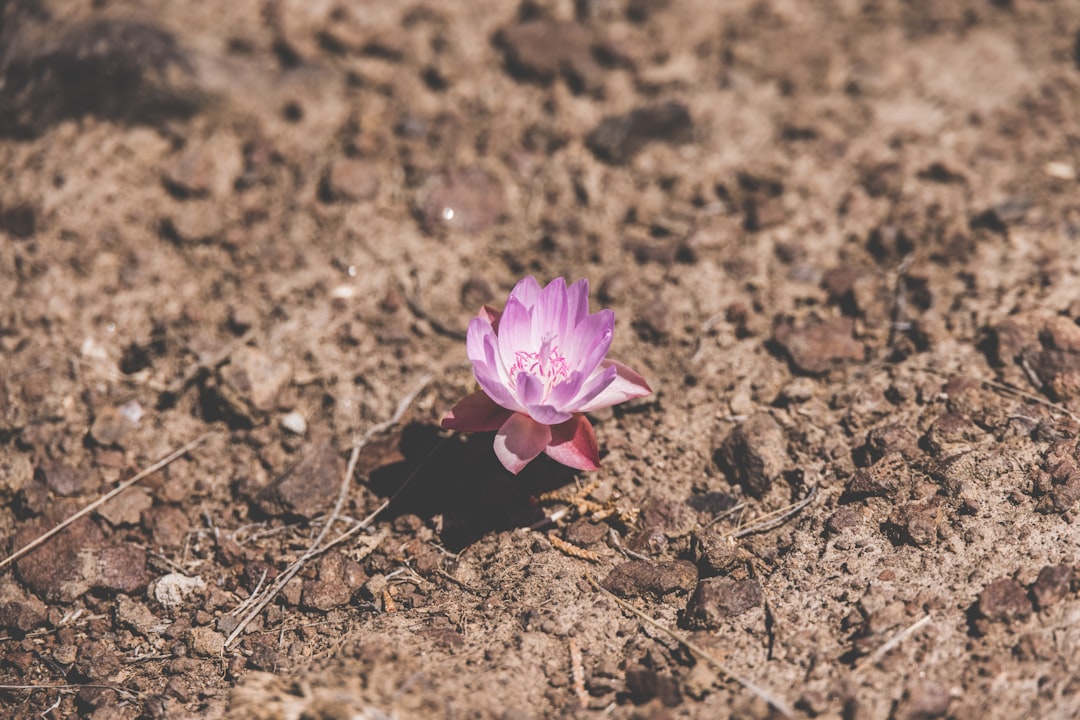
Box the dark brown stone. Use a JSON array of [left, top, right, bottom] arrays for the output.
[[586, 101, 693, 164], [716, 412, 788, 498], [684, 578, 763, 629], [773, 316, 865, 375], [1030, 565, 1073, 610], [602, 560, 698, 599], [564, 520, 607, 547], [142, 505, 191, 547], [255, 443, 343, 519], [978, 578, 1033, 623], [96, 544, 150, 594], [13, 516, 104, 602]]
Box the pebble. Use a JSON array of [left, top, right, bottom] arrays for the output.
[[116, 595, 166, 636], [280, 411, 307, 436], [0, 449, 33, 494], [922, 412, 985, 455], [586, 101, 693, 164], [602, 560, 698, 599], [163, 201, 225, 243], [640, 497, 696, 538], [886, 500, 942, 547], [691, 531, 744, 577], [90, 406, 136, 446], [98, 486, 153, 526], [255, 442, 343, 519], [74, 639, 120, 680], [844, 453, 905, 498], [715, 412, 788, 498], [322, 158, 379, 202], [142, 505, 191, 547], [187, 626, 225, 657], [564, 520, 607, 547], [1029, 316, 1080, 400], [826, 507, 864, 534], [95, 543, 150, 594], [684, 578, 763, 629], [495, 20, 604, 91], [773, 316, 865, 375], [300, 552, 366, 611], [1030, 565, 1073, 610], [154, 573, 207, 612], [864, 423, 919, 463], [419, 167, 505, 234], [0, 202, 37, 238], [219, 346, 294, 414], [14, 516, 104, 602], [977, 577, 1033, 623], [38, 459, 88, 497], [0, 595, 47, 635]]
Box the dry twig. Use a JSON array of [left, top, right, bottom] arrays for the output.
[[727, 485, 818, 540], [585, 573, 795, 719], [568, 638, 588, 709], [855, 614, 932, 672], [223, 375, 431, 649], [0, 432, 212, 573]]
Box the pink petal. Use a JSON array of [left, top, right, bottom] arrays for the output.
[[564, 278, 590, 331], [524, 404, 573, 425], [494, 413, 553, 475], [562, 309, 614, 377], [477, 305, 502, 331], [531, 277, 567, 340], [497, 297, 535, 370], [442, 391, 514, 432], [508, 276, 542, 308], [545, 414, 600, 471], [576, 359, 652, 413]]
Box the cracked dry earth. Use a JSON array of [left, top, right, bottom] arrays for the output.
[[3, 0, 1080, 718]]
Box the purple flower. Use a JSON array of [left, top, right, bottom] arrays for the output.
[[442, 276, 652, 474]]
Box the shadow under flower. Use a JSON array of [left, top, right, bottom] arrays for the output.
[[366, 422, 578, 552]]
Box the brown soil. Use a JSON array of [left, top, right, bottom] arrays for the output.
[[3, 1, 1080, 718]]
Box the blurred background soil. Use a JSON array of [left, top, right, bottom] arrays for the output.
[[3, 0, 1080, 718]]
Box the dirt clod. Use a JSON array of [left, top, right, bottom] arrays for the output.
[[255, 442, 343, 519], [1030, 565, 1074, 610], [977, 578, 1033, 624], [773, 316, 865, 375], [716, 412, 788, 498], [683, 577, 763, 629], [602, 560, 698, 599]]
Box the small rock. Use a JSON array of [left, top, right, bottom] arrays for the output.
[[154, 573, 207, 612], [142, 505, 191, 547], [116, 595, 165, 635], [255, 442, 343, 519], [564, 520, 607, 547], [247, 642, 278, 671], [923, 412, 985, 455], [0, 596, 47, 635], [844, 453, 906, 498], [280, 411, 307, 436], [602, 560, 698, 599], [715, 412, 788, 498], [640, 497, 696, 538], [98, 486, 153, 526], [826, 507, 864, 534], [14, 516, 104, 602], [495, 20, 606, 91], [0, 449, 34, 495], [977, 578, 1033, 623], [684, 578, 763, 629], [300, 552, 365, 611], [691, 531, 744, 577], [74, 639, 120, 680], [162, 136, 239, 198], [419, 167, 505, 234], [90, 406, 135, 446], [219, 346, 294, 415], [1030, 565, 1073, 610], [322, 158, 379, 202], [773, 316, 865, 375], [1, 202, 37, 238], [37, 460, 88, 497], [864, 424, 920, 463], [586, 101, 693, 164], [95, 543, 150, 594], [163, 201, 225, 243], [885, 500, 942, 547], [187, 627, 225, 657]]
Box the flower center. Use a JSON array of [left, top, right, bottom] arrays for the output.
[[508, 332, 571, 396]]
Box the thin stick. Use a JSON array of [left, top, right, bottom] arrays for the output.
[[0, 433, 211, 573], [568, 638, 588, 709], [976, 377, 1080, 424], [585, 574, 795, 719], [224, 375, 431, 649], [728, 486, 818, 540], [856, 614, 932, 671]]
